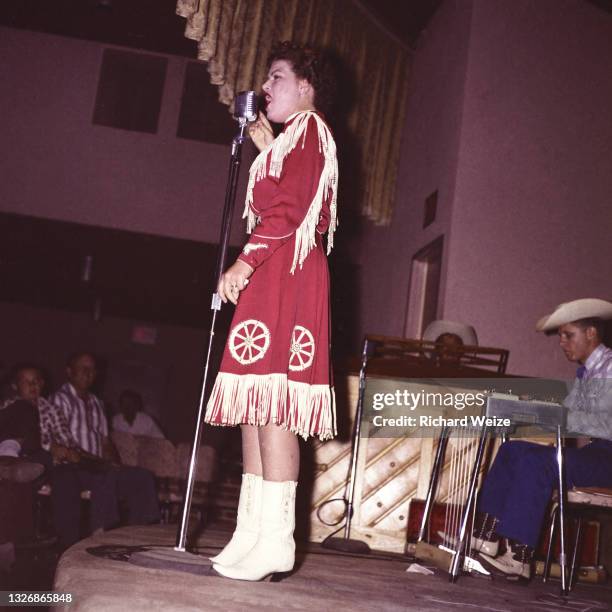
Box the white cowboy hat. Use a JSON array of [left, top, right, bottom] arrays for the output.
[[422, 320, 478, 346], [536, 298, 612, 332]]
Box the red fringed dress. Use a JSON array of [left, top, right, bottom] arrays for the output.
[[204, 110, 338, 440]]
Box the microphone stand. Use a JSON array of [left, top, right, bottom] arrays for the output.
[[175, 119, 250, 553], [322, 337, 372, 554], [112, 119, 252, 574]]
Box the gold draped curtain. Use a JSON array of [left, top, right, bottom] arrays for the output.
[[176, 0, 410, 225]]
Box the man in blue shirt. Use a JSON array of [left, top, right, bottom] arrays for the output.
[[469, 299, 612, 581]]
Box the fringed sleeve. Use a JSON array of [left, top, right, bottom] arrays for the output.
[[238, 112, 338, 273]]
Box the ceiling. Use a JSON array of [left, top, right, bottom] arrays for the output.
[[1, 0, 609, 58], [0, 0, 197, 57], [361, 0, 442, 47], [1, 0, 609, 55], [0, 0, 443, 54]]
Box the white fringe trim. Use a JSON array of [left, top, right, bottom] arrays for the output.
[[205, 372, 336, 441], [243, 111, 338, 274], [242, 242, 268, 256]]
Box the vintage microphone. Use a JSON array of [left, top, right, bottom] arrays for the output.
[[234, 90, 258, 127], [127, 92, 259, 574]]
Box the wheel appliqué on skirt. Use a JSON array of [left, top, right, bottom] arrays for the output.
[[229, 319, 271, 365], [289, 325, 315, 371]]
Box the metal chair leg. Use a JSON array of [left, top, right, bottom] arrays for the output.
[[449, 426, 489, 582], [543, 502, 558, 583], [418, 427, 449, 543], [569, 516, 583, 590], [555, 426, 568, 596]]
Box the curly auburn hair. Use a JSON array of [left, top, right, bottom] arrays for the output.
[[267, 41, 337, 118]]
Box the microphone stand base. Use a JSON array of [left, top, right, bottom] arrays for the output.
[[322, 537, 371, 555], [128, 546, 213, 575]]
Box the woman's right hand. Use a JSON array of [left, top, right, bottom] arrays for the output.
[[218, 259, 254, 305], [248, 112, 274, 152]]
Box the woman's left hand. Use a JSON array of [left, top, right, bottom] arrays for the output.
[[218, 259, 254, 305]]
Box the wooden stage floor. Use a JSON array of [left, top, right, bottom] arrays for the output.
[[53, 525, 612, 611]]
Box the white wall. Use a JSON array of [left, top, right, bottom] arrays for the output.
[[0, 27, 252, 246], [445, 0, 612, 377]]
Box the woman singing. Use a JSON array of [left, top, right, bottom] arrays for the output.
[[205, 42, 339, 581]]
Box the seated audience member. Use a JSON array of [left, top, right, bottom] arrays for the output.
[[0, 380, 45, 482], [0, 365, 49, 574], [2, 363, 105, 548], [49, 352, 160, 547], [0, 479, 33, 575], [0, 414, 44, 482], [456, 298, 612, 581], [112, 390, 165, 439], [422, 320, 478, 365]]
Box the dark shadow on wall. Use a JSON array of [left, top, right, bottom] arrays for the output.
[[326, 47, 364, 363]]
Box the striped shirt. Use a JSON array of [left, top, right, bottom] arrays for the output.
[[0, 396, 78, 451], [37, 396, 77, 451], [0, 395, 74, 452], [50, 383, 108, 457]]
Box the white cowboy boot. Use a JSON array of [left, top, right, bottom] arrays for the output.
[[210, 473, 263, 566], [479, 538, 533, 581], [437, 512, 500, 557], [213, 479, 297, 581], [436, 530, 499, 557]]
